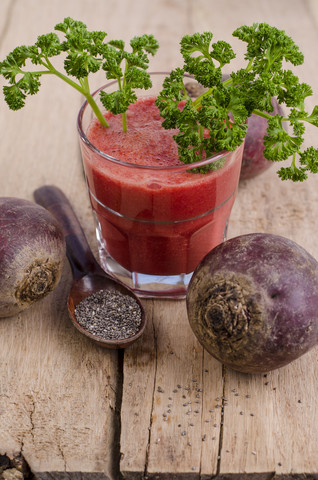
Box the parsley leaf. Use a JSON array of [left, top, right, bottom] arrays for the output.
[[100, 34, 159, 131], [1, 19, 318, 182], [0, 18, 159, 131], [156, 23, 318, 180]]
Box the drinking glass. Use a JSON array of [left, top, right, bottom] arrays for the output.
[[77, 73, 243, 298]]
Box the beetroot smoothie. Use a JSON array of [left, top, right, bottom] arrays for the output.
[[79, 96, 243, 277]]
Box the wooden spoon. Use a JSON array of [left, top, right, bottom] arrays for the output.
[[33, 185, 146, 349]]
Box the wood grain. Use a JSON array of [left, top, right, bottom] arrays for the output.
[[0, 0, 318, 479]]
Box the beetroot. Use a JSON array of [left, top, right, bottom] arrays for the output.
[[240, 98, 285, 180], [186, 233, 318, 374], [0, 197, 66, 317]]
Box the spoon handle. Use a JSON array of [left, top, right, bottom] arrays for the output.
[[34, 185, 106, 280]]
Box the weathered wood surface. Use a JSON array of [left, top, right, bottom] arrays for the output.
[[0, 0, 318, 479]]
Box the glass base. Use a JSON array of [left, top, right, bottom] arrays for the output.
[[95, 226, 192, 299]]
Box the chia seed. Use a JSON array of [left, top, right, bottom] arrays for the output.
[[74, 289, 142, 340]]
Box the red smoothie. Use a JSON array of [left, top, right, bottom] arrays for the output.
[[79, 97, 243, 276]]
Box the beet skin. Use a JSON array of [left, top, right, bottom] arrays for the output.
[[186, 233, 318, 374]]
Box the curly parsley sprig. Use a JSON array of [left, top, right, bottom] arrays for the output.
[[0, 17, 159, 132], [156, 23, 318, 180], [1, 20, 318, 181]]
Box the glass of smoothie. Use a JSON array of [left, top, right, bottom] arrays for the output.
[[77, 73, 244, 298]]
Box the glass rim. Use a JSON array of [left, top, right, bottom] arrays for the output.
[[77, 71, 230, 172]]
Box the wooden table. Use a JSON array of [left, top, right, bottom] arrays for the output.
[[1, 1, 318, 478]]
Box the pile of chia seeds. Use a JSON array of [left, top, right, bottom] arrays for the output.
[[74, 289, 142, 340]]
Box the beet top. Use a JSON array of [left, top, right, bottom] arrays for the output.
[[186, 233, 318, 374]]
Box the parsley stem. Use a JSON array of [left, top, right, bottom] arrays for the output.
[[85, 93, 109, 128], [192, 87, 214, 108], [252, 108, 288, 122], [122, 112, 127, 132], [117, 76, 127, 133], [43, 58, 109, 128]]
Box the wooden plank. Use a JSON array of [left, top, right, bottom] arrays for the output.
[[0, 1, 121, 477], [119, 300, 156, 479], [118, 1, 219, 476], [120, 300, 224, 478], [192, 0, 318, 476], [120, 0, 318, 478]]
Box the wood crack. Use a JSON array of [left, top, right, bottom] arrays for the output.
[[29, 397, 35, 442], [144, 300, 157, 479], [20, 394, 36, 458], [113, 349, 124, 480], [199, 347, 205, 478], [56, 442, 67, 472], [216, 364, 227, 476]]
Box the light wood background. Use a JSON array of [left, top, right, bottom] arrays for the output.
[[1, 0, 318, 478]]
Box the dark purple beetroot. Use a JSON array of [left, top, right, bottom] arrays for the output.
[[240, 99, 285, 180], [0, 197, 66, 317], [186, 233, 318, 374]]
